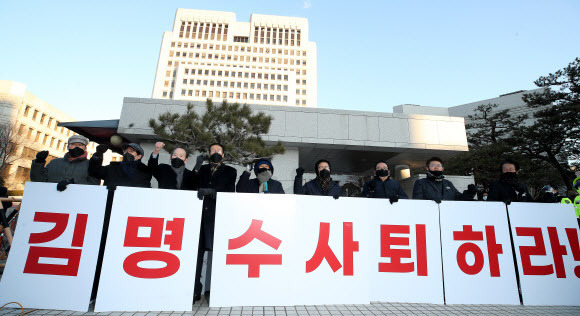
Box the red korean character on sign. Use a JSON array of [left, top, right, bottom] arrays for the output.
[[226, 219, 282, 278], [379, 224, 427, 276], [453, 225, 503, 277], [306, 222, 359, 276], [24, 212, 88, 276], [516, 227, 580, 278], [122, 216, 185, 279]]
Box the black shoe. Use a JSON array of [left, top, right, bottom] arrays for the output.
[[193, 294, 201, 303], [204, 291, 210, 303]]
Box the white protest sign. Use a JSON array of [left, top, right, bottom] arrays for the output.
[[508, 202, 580, 306], [294, 195, 370, 306], [210, 193, 298, 307], [0, 182, 108, 311], [440, 201, 520, 305], [368, 199, 443, 304], [94, 187, 202, 312]]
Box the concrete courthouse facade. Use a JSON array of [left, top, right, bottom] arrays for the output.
[[152, 9, 317, 108]]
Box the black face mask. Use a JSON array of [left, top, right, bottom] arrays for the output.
[[319, 169, 331, 179], [123, 153, 135, 162], [501, 172, 518, 179], [171, 157, 185, 168], [210, 153, 223, 163], [429, 170, 443, 177], [376, 169, 389, 177], [257, 167, 270, 174], [69, 147, 85, 158]]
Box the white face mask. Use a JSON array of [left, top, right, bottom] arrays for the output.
[[257, 170, 272, 183], [483, 196, 488, 201]]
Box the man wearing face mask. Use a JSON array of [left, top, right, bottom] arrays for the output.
[[412, 157, 477, 203], [487, 159, 532, 203], [192, 142, 236, 303], [362, 161, 408, 203], [89, 143, 152, 188], [147, 142, 195, 190], [236, 158, 285, 194], [30, 135, 100, 191], [294, 159, 342, 198]]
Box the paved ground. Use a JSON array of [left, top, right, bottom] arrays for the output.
[[1, 297, 580, 316]]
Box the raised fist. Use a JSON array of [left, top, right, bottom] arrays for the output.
[[296, 167, 305, 177], [96, 144, 108, 155], [35, 150, 49, 163], [153, 141, 165, 154]]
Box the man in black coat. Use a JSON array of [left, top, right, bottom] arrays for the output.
[[148, 142, 196, 190], [89, 143, 152, 188], [294, 159, 342, 198], [193, 143, 237, 302], [362, 160, 408, 203], [412, 157, 477, 203], [487, 159, 533, 203], [236, 158, 285, 194]]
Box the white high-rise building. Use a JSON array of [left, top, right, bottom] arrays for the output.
[[152, 9, 317, 107]]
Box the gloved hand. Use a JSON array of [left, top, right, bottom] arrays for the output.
[[95, 144, 108, 156], [57, 178, 74, 192], [333, 194, 340, 200], [434, 197, 442, 204], [296, 167, 305, 177], [35, 150, 49, 164], [197, 188, 216, 200], [503, 199, 512, 205], [367, 181, 377, 192], [467, 184, 477, 195], [194, 154, 205, 171], [106, 183, 117, 191], [389, 195, 399, 204]]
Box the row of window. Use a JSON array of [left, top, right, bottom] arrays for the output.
[[22, 105, 70, 136], [178, 21, 228, 41], [17, 124, 68, 152], [167, 60, 308, 76], [253, 27, 301, 46], [178, 90, 292, 102], [169, 50, 307, 65], [170, 41, 307, 56], [167, 54, 307, 67], [163, 90, 307, 105], [176, 79, 291, 92], [184, 68, 290, 81]]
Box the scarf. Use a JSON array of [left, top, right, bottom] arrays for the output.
[[317, 176, 332, 195], [210, 162, 221, 175], [171, 165, 186, 189], [426, 170, 445, 182]]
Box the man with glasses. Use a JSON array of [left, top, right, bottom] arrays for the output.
[[362, 160, 407, 203], [89, 143, 152, 188], [412, 157, 476, 203], [192, 143, 236, 303]]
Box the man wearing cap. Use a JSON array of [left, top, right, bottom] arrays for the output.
[[89, 142, 152, 188], [294, 159, 342, 198], [236, 158, 285, 194], [30, 135, 100, 190], [148, 141, 196, 190]]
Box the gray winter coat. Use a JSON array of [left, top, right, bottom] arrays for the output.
[[30, 154, 100, 185]]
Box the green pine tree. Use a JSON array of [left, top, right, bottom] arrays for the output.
[[149, 99, 285, 165]]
